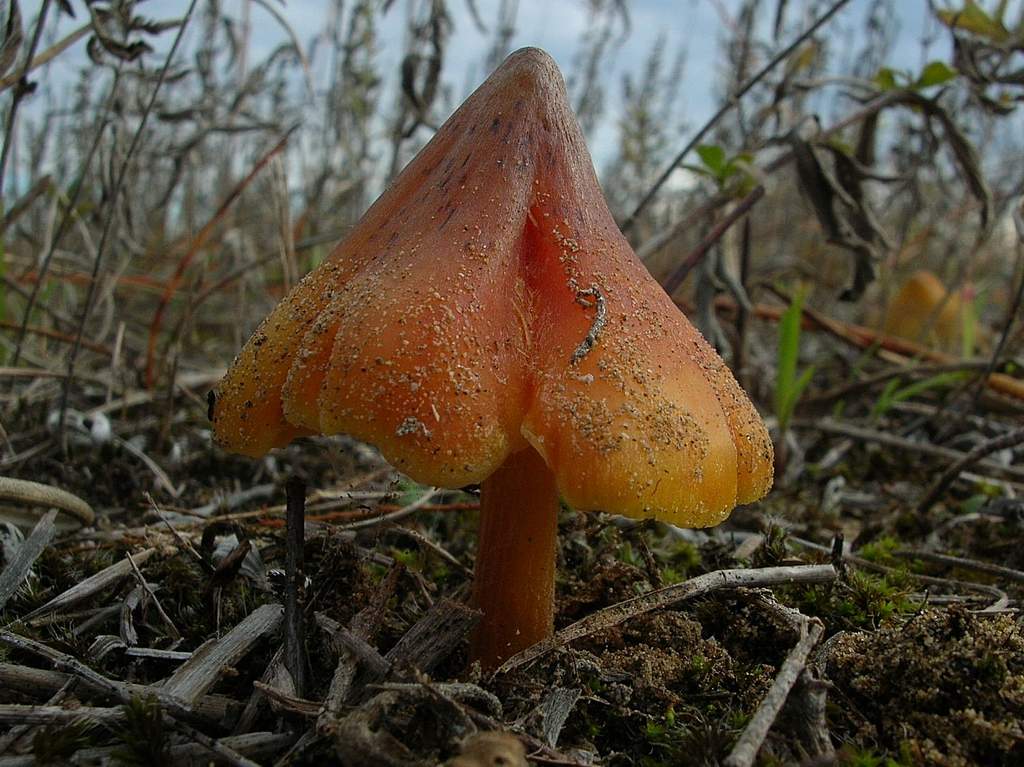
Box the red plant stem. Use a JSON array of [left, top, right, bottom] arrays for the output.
[[470, 446, 559, 670], [144, 127, 295, 388]]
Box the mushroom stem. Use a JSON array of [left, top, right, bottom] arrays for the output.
[[470, 445, 559, 669]]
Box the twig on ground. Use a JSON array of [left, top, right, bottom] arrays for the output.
[[21, 548, 155, 623], [251, 681, 320, 717], [792, 418, 1024, 484], [148, 494, 209, 569], [125, 550, 180, 639], [789, 536, 1010, 611], [0, 476, 94, 527], [0, 509, 57, 611], [0, 704, 125, 725], [334, 487, 441, 531], [383, 598, 481, 673], [0, 630, 260, 767], [317, 565, 404, 729], [111, 434, 181, 498], [284, 476, 308, 698], [0, 662, 239, 727], [161, 603, 283, 707], [916, 426, 1024, 513], [497, 565, 837, 674], [0, 664, 74, 755], [723, 614, 825, 767], [10, 732, 295, 767], [894, 549, 1024, 585]]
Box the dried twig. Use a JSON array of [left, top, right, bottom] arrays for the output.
[[621, 0, 853, 231], [0, 509, 56, 611], [0, 663, 236, 727], [0, 0, 52, 197], [317, 565, 404, 728], [894, 549, 1024, 585], [497, 565, 837, 673], [58, 0, 200, 446], [0, 704, 124, 725], [789, 535, 1010, 611], [31, 732, 294, 767], [334, 487, 440, 531], [384, 598, 481, 673], [0, 631, 260, 767], [916, 426, 1024, 513], [723, 619, 825, 767], [662, 185, 765, 296], [22, 548, 155, 622], [0, 476, 94, 527], [162, 603, 283, 707], [793, 418, 1024, 484], [0, 23, 90, 92], [125, 550, 180, 640], [284, 476, 308, 697]]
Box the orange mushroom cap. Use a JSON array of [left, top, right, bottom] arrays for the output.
[[883, 270, 965, 353], [211, 48, 773, 527]]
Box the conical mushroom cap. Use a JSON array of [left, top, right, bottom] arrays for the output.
[[212, 48, 772, 527]]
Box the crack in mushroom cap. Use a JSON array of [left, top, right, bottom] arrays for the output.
[[212, 48, 773, 528]]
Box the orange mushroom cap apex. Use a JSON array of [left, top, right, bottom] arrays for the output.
[[211, 47, 773, 528], [884, 270, 964, 351]]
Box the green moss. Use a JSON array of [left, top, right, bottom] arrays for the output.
[[637, 708, 739, 767], [857, 536, 902, 565], [838, 746, 911, 767], [826, 608, 1024, 766], [32, 720, 101, 765], [786, 567, 919, 630], [110, 696, 170, 767]]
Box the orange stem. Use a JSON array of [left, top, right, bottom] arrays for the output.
[[470, 446, 559, 670]]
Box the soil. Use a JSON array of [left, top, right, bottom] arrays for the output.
[[1, 394, 1023, 766]]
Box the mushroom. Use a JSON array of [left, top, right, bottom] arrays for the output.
[[211, 48, 773, 669], [883, 270, 969, 352]]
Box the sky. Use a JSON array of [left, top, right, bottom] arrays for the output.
[[16, 0, 1014, 191]]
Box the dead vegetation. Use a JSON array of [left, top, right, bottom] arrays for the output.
[[1, 0, 1024, 765]]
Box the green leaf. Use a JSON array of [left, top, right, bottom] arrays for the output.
[[935, 1, 1011, 42], [871, 372, 968, 418], [774, 286, 814, 431], [874, 67, 900, 91], [914, 61, 958, 89], [779, 366, 815, 429], [696, 144, 726, 175], [872, 378, 902, 419], [961, 291, 979, 357]]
